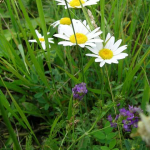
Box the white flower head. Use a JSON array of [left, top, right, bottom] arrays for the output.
[[51, 17, 71, 28], [55, 0, 100, 9], [29, 30, 54, 50], [86, 33, 128, 67], [53, 19, 103, 48]]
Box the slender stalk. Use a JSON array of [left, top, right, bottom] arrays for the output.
[[63, 0, 84, 81], [64, 0, 86, 114], [105, 65, 122, 150], [59, 130, 68, 150]]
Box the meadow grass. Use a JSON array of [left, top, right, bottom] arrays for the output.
[[0, 0, 150, 149]]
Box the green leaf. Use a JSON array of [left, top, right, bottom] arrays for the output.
[[124, 139, 131, 150], [109, 139, 116, 149], [44, 103, 50, 110], [104, 121, 113, 134], [101, 146, 110, 150], [34, 92, 44, 98], [106, 133, 116, 140], [141, 67, 150, 112], [92, 131, 105, 140], [93, 145, 100, 150]]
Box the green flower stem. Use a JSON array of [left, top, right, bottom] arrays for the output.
[[105, 65, 123, 150], [0, 94, 21, 150], [59, 130, 68, 150], [64, 0, 87, 114]]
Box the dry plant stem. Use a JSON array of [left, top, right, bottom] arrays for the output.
[[105, 65, 123, 150]]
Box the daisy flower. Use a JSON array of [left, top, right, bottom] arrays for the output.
[[55, 0, 100, 9], [29, 30, 54, 50], [86, 33, 128, 67], [51, 17, 71, 28], [53, 19, 103, 48]]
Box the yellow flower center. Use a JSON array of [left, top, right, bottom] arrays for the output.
[[69, 0, 85, 7], [70, 33, 88, 44], [39, 38, 45, 42], [99, 48, 113, 59], [60, 17, 71, 25]]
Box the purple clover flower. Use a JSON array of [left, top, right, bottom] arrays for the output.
[[129, 105, 134, 113], [117, 103, 120, 106], [129, 105, 142, 113], [126, 111, 134, 120], [108, 105, 142, 132], [110, 122, 117, 128], [133, 107, 143, 113], [123, 124, 131, 132], [72, 83, 87, 100], [107, 115, 113, 122], [119, 108, 127, 116]]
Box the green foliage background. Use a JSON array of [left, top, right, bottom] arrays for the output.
[[0, 0, 150, 149]]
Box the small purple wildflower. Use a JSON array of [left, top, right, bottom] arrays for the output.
[[107, 115, 113, 122], [72, 83, 87, 100], [110, 122, 117, 128], [119, 108, 127, 116], [129, 105, 134, 113], [126, 111, 134, 120], [123, 124, 131, 132], [129, 105, 142, 113], [117, 103, 120, 106], [133, 107, 143, 113]]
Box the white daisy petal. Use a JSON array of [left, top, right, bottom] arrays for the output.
[[105, 33, 112, 43], [87, 27, 101, 38], [113, 45, 127, 55], [96, 42, 103, 50], [28, 40, 37, 42], [88, 31, 102, 39], [53, 34, 69, 40], [87, 39, 103, 43], [41, 42, 46, 50], [58, 41, 74, 46], [85, 43, 96, 47], [79, 44, 85, 48], [105, 36, 115, 49], [113, 53, 128, 60], [100, 61, 105, 67], [51, 20, 60, 28], [86, 54, 99, 57], [35, 30, 42, 38], [95, 57, 103, 62], [105, 59, 112, 64], [111, 39, 122, 51], [86, 46, 99, 54]]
